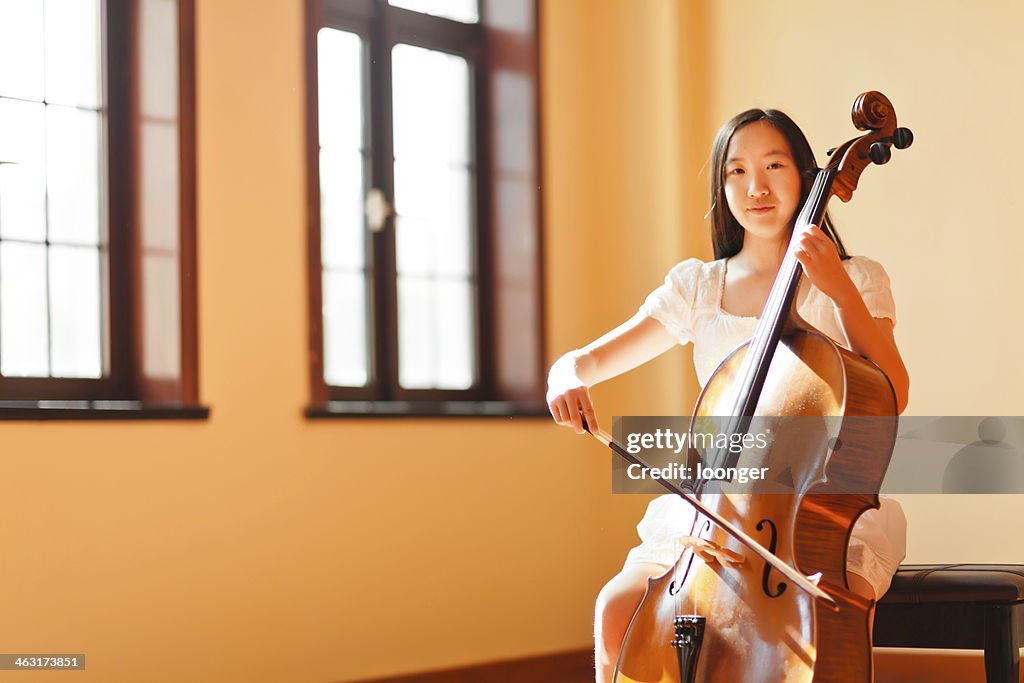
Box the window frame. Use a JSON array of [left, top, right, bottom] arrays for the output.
[[305, 0, 546, 417], [0, 0, 205, 419]]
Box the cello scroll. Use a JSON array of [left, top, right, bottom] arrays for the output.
[[826, 91, 913, 202]]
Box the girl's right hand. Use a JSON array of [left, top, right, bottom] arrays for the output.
[[546, 357, 599, 434], [545, 314, 675, 436]]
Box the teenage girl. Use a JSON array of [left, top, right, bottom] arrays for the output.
[[546, 109, 910, 683]]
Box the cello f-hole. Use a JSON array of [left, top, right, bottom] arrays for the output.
[[756, 518, 788, 598]]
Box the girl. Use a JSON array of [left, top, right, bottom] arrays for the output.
[[546, 108, 909, 683]]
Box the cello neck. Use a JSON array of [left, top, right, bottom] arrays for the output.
[[729, 167, 837, 420]]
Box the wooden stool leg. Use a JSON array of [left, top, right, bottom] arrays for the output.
[[983, 605, 1019, 683]]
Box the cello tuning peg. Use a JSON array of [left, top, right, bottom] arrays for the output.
[[892, 127, 914, 150], [868, 142, 891, 165], [826, 147, 837, 157]]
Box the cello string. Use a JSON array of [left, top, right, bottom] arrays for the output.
[[728, 169, 831, 420], [692, 170, 830, 491]]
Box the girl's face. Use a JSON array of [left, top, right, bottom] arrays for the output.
[[723, 120, 802, 243]]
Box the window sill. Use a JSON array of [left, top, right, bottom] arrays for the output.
[[305, 400, 549, 419], [0, 401, 210, 421]]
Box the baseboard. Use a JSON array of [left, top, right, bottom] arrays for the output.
[[350, 646, 1022, 682], [351, 648, 593, 683]]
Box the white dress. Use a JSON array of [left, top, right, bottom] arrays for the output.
[[624, 256, 907, 598]]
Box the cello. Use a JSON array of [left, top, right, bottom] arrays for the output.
[[591, 91, 913, 682]]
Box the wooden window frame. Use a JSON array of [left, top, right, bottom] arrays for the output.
[[0, 0, 206, 420], [305, 0, 546, 418]]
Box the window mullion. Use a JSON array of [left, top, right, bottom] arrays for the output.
[[471, 34, 492, 398], [369, 7, 399, 401], [105, 0, 134, 398]]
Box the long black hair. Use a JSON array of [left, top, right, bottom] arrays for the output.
[[708, 108, 849, 261]]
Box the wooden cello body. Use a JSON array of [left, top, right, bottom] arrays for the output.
[[615, 323, 898, 683], [612, 92, 913, 682]]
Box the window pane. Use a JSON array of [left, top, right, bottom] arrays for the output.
[[397, 276, 434, 389], [136, 0, 182, 388], [394, 162, 471, 277], [434, 279, 474, 388], [141, 253, 181, 380], [44, 0, 101, 108], [0, 241, 49, 376], [398, 276, 474, 389], [318, 28, 368, 388], [392, 44, 470, 164], [393, 44, 476, 390], [0, 0, 45, 101], [394, 217, 432, 277], [317, 28, 362, 152], [323, 269, 368, 387], [0, 98, 47, 241], [320, 147, 364, 270], [140, 122, 180, 252], [47, 106, 102, 246], [388, 0, 479, 24], [494, 71, 533, 174], [49, 244, 102, 377], [139, 0, 179, 119], [0, 0, 108, 386], [317, 29, 364, 268]]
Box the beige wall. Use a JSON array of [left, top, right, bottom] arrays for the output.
[[0, 1, 1020, 682]]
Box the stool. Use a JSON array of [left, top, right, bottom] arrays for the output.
[[873, 564, 1024, 682]]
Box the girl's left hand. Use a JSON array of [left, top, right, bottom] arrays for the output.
[[793, 224, 857, 307]]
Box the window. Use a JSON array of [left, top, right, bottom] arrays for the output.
[[306, 0, 544, 416], [0, 0, 202, 418]]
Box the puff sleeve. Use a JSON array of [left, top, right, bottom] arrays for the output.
[[638, 258, 703, 346], [845, 256, 897, 325]]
